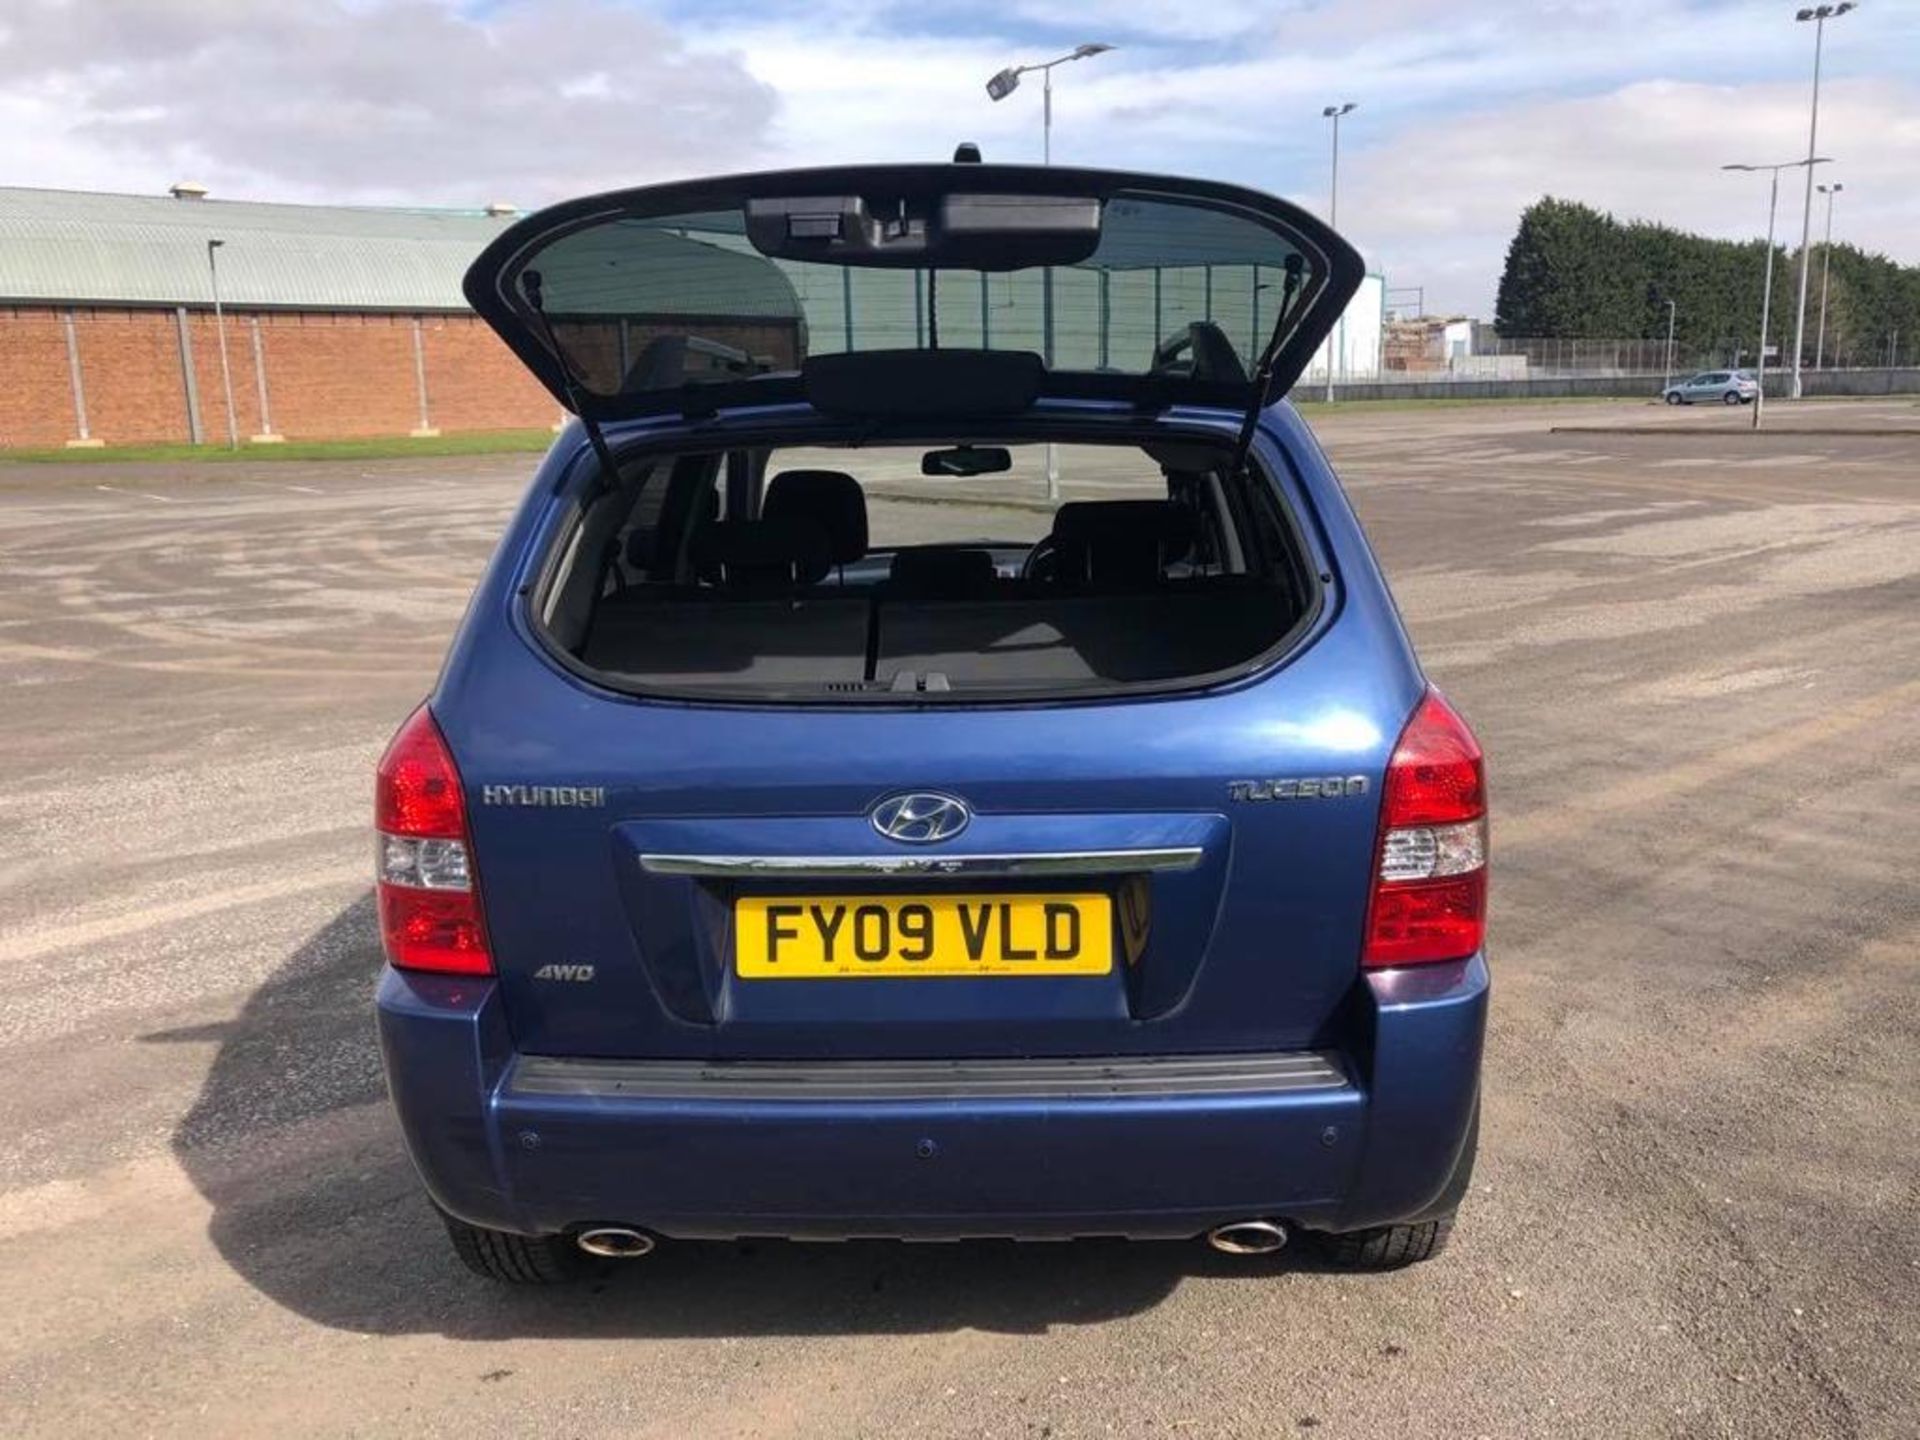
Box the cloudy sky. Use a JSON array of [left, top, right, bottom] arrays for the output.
[[2, 0, 1916, 314]]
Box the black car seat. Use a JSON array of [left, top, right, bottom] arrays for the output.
[[886, 547, 999, 599], [690, 518, 831, 593], [763, 470, 868, 573], [1046, 500, 1198, 587]]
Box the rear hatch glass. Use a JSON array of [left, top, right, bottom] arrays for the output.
[[464, 164, 1363, 420], [535, 435, 1317, 704]]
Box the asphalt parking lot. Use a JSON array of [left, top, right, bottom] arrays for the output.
[[2, 397, 1916, 1438]]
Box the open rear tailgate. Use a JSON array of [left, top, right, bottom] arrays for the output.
[[461, 163, 1364, 426]]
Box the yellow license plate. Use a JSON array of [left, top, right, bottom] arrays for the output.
[[735, 893, 1113, 978]]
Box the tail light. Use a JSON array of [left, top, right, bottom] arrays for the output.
[[1362, 690, 1487, 968], [374, 706, 492, 975]]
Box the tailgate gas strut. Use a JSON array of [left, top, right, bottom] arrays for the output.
[[1225, 252, 1305, 483], [518, 269, 623, 494]]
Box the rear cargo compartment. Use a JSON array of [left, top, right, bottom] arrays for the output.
[[535, 435, 1317, 702]]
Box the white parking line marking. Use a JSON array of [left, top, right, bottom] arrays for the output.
[[238, 480, 325, 496], [93, 484, 176, 503], [0, 864, 365, 967]]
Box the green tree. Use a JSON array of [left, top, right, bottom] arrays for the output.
[[1494, 198, 1920, 367]]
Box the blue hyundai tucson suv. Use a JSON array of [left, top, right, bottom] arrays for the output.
[[374, 162, 1488, 1282]]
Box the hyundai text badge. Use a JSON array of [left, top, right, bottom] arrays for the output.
[[870, 792, 972, 844]]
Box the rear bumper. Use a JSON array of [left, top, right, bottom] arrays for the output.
[[375, 954, 1486, 1240]]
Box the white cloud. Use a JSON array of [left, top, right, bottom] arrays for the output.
[[991, 0, 1289, 42], [695, 25, 1043, 166], [676, 1, 1917, 314], [0, 0, 1914, 316], [1342, 77, 1920, 313], [0, 0, 776, 205]]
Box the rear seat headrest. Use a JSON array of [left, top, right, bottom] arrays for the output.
[[1050, 500, 1197, 585], [691, 518, 831, 589], [764, 470, 868, 565], [886, 547, 998, 599], [1051, 501, 1198, 557]]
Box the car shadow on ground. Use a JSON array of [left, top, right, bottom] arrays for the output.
[[166, 896, 1343, 1340]]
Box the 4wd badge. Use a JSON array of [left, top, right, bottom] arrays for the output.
[[532, 963, 596, 983]]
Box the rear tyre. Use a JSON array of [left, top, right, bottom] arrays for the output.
[[440, 1211, 587, 1284], [1320, 1101, 1473, 1269], [1318, 1216, 1453, 1269], [1723, 390, 1742, 405]]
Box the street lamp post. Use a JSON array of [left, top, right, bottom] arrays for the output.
[[1724, 157, 1830, 429], [1788, 3, 1856, 399], [206, 238, 238, 449], [987, 42, 1113, 502], [1322, 102, 1357, 403], [1815, 181, 1844, 370], [986, 42, 1114, 164], [1662, 298, 1678, 390]]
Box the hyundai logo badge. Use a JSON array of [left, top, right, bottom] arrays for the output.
[[870, 792, 972, 845]]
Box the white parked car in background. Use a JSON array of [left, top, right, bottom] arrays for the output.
[[1663, 370, 1760, 405]]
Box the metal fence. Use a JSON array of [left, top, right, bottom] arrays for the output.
[[1468, 336, 1699, 377], [1375, 331, 1911, 384], [1326, 367, 1920, 403]]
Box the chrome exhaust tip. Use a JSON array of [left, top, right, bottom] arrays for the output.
[[1205, 1220, 1289, 1256], [576, 1227, 656, 1259]]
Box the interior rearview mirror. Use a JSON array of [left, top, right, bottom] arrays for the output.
[[921, 445, 1013, 477]]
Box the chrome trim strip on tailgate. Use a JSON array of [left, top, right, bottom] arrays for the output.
[[509, 1052, 1349, 1101], [638, 847, 1205, 880]]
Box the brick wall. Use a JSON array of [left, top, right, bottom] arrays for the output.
[[421, 314, 564, 434], [0, 305, 558, 447], [1, 308, 85, 447]]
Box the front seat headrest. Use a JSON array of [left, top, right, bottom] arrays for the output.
[[763, 470, 868, 566], [1050, 500, 1197, 585]]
